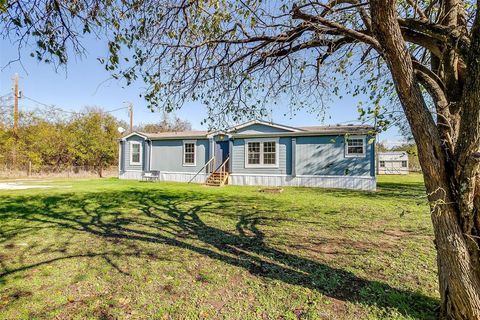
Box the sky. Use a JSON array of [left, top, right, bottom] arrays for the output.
[[0, 35, 406, 147]]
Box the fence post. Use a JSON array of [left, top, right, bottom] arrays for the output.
[[28, 161, 32, 177]]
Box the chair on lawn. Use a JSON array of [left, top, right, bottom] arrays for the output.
[[142, 170, 160, 181]]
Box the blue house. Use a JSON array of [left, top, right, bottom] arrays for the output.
[[118, 120, 376, 190]]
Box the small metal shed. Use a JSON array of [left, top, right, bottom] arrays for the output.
[[377, 152, 409, 175]]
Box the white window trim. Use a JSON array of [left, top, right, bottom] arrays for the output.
[[183, 140, 197, 167], [130, 141, 142, 165], [244, 138, 280, 168], [345, 135, 366, 158]]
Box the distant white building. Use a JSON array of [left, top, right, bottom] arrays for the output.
[[377, 152, 409, 175]]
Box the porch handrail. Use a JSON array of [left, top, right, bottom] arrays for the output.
[[217, 156, 230, 185], [188, 156, 215, 183], [218, 156, 229, 174]]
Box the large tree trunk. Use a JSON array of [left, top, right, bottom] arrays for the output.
[[432, 205, 480, 319], [370, 0, 480, 318]]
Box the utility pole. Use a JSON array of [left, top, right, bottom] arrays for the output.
[[128, 103, 133, 132], [13, 73, 19, 137], [11, 73, 20, 169]]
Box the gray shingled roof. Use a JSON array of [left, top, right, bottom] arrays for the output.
[[141, 130, 208, 139], [299, 124, 373, 133]]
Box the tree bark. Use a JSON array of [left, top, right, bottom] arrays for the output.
[[370, 0, 480, 318]]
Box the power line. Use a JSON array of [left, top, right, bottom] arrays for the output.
[[105, 106, 130, 113], [22, 96, 79, 114], [0, 101, 130, 116], [22, 95, 130, 115]]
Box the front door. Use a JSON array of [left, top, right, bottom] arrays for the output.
[[214, 141, 229, 171]]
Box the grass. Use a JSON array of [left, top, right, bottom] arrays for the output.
[[0, 174, 438, 319]]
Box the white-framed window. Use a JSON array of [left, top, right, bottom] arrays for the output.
[[247, 142, 261, 165], [402, 160, 408, 168], [379, 160, 385, 167], [345, 135, 366, 157], [130, 141, 142, 165], [183, 140, 196, 166], [245, 138, 279, 168]]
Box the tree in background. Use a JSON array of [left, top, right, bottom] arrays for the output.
[[16, 109, 71, 169], [3, 0, 480, 316], [375, 142, 389, 153], [0, 107, 114, 176], [137, 113, 192, 133], [0, 125, 11, 167], [0, 101, 191, 176], [68, 108, 120, 178]]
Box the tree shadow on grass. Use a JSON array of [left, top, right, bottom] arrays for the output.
[[291, 180, 427, 202], [0, 187, 437, 319]]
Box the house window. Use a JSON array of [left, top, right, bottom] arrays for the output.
[[183, 141, 196, 166], [402, 160, 408, 168], [379, 161, 385, 167], [345, 136, 365, 157], [247, 142, 261, 165], [130, 142, 142, 165], [263, 142, 276, 165], [245, 139, 279, 168]]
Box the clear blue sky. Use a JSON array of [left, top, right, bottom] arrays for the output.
[[0, 36, 404, 147]]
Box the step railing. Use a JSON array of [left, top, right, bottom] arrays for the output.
[[188, 156, 215, 183], [217, 156, 230, 186]]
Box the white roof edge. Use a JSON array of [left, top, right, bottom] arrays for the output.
[[206, 130, 228, 138], [121, 131, 149, 140], [226, 120, 303, 133]]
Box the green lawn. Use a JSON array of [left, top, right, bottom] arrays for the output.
[[0, 175, 437, 319]]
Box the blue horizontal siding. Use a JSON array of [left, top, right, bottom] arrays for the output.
[[150, 139, 209, 172], [231, 138, 291, 175], [295, 136, 373, 176]]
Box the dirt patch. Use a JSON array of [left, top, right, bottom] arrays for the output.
[[257, 187, 284, 193], [291, 236, 396, 257], [330, 297, 347, 314], [205, 273, 243, 311], [0, 289, 32, 309], [382, 229, 415, 238], [195, 273, 211, 283], [93, 306, 116, 320], [3, 243, 15, 249], [161, 284, 175, 294]]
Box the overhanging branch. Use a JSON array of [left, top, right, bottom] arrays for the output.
[[291, 5, 381, 51]]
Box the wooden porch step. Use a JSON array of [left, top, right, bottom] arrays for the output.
[[205, 172, 229, 186], [205, 157, 230, 187]]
